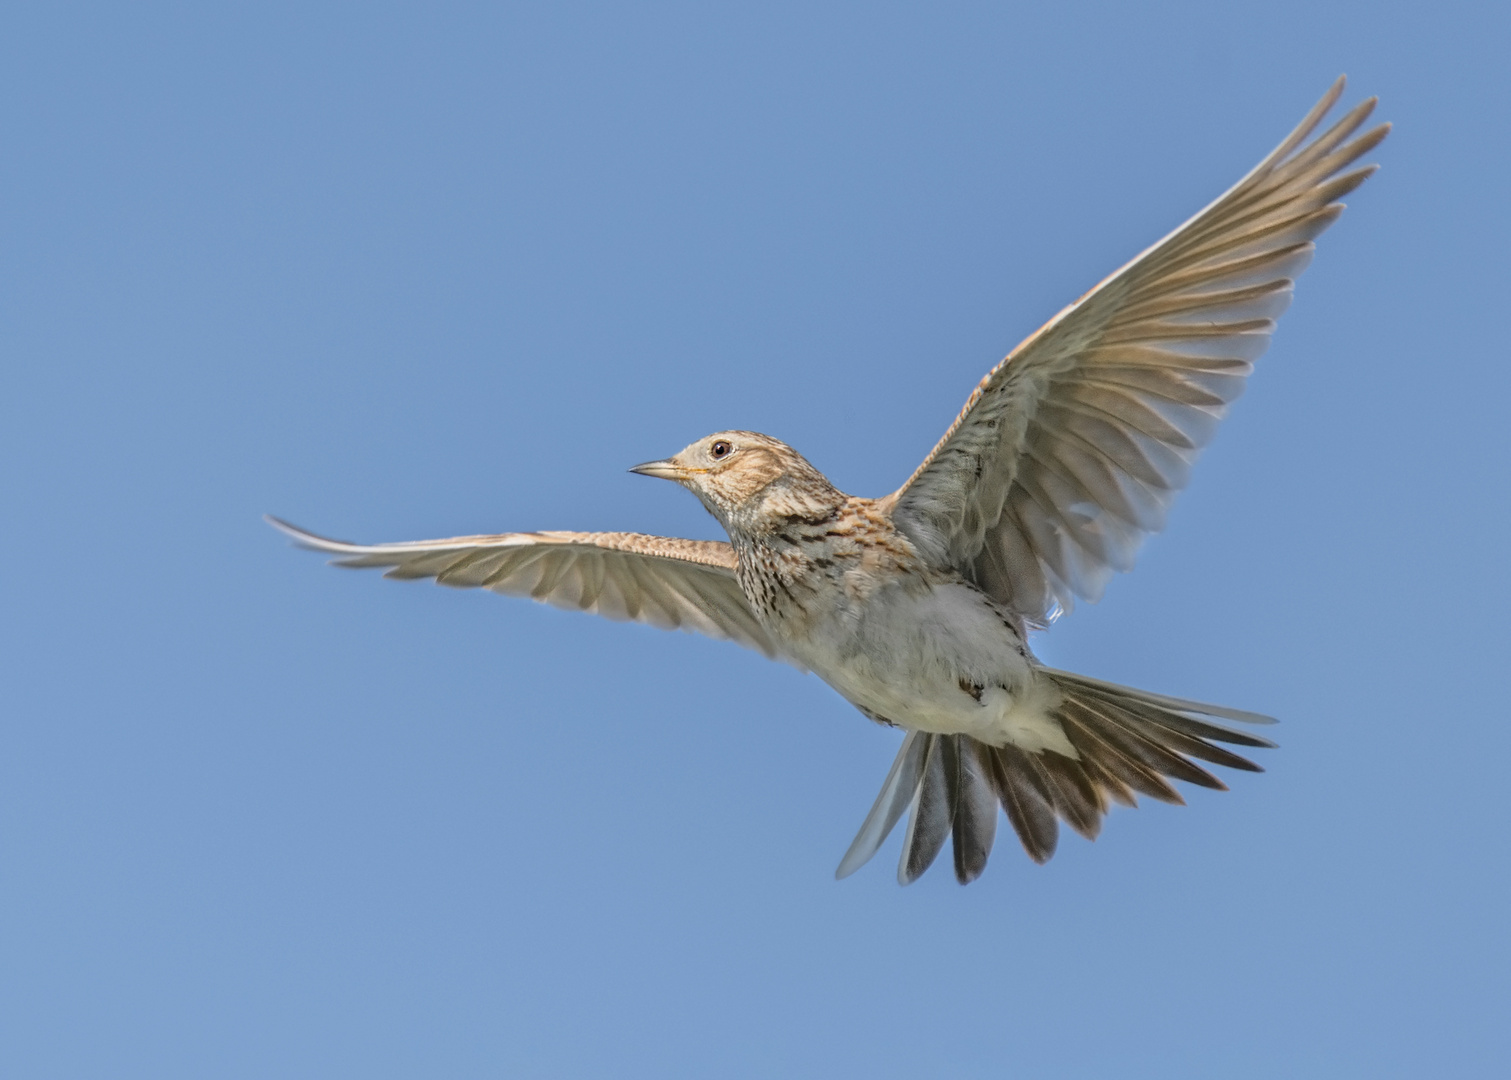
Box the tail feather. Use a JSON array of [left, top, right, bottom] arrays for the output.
[[1129, 716, 1266, 773], [1037, 752, 1108, 837], [945, 738, 998, 884], [1060, 703, 1187, 805], [1072, 682, 1277, 750], [835, 731, 927, 879], [1048, 668, 1277, 727], [1072, 697, 1229, 792], [898, 734, 952, 884], [988, 746, 1059, 864], [837, 670, 1276, 884], [1079, 753, 1138, 809]]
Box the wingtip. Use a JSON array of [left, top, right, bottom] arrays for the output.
[[1319, 74, 1347, 111], [264, 515, 355, 553], [264, 513, 302, 539], [1235, 712, 1280, 726]]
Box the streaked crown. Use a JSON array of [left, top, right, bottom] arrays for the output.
[[630, 430, 844, 534]]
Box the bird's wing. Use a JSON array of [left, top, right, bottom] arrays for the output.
[[887, 77, 1388, 624], [268, 516, 783, 659]]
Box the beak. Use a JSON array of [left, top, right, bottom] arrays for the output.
[[628, 458, 685, 481]]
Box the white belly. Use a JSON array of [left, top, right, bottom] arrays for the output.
[[780, 581, 1074, 755]]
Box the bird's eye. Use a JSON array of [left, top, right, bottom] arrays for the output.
[[710, 440, 732, 459]]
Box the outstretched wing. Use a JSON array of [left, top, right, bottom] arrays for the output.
[[268, 516, 782, 659], [888, 77, 1388, 625]]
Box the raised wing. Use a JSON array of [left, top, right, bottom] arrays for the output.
[[888, 77, 1388, 625], [267, 516, 783, 659]]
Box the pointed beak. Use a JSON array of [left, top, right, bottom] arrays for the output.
[[628, 458, 685, 481]]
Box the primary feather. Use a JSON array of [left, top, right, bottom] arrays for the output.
[[889, 76, 1389, 625], [274, 80, 1384, 885], [266, 516, 782, 659]]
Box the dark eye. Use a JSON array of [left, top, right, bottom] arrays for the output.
[[710, 440, 732, 459]]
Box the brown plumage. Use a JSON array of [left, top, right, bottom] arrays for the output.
[[273, 79, 1385, 884]]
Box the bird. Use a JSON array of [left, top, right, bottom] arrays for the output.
[[271, 78, 1387, 885]]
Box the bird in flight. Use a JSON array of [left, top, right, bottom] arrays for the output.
[[272, 78, 1387, 885]]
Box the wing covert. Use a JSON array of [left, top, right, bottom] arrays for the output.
[[267, 516, 783, 659], [889, 77, 1388, 624]]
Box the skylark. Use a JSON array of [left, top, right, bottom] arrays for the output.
[[273, 79, 1387, 884]]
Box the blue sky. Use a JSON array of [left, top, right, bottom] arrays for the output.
[[2, 2, 1507, 1077]]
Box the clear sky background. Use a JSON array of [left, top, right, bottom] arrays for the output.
[[2, 2, 1507, 1077]]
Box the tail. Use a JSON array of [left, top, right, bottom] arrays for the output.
[[835, 669, 1277, 885]]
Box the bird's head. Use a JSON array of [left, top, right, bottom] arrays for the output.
[[630, 430, 844, 535]]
